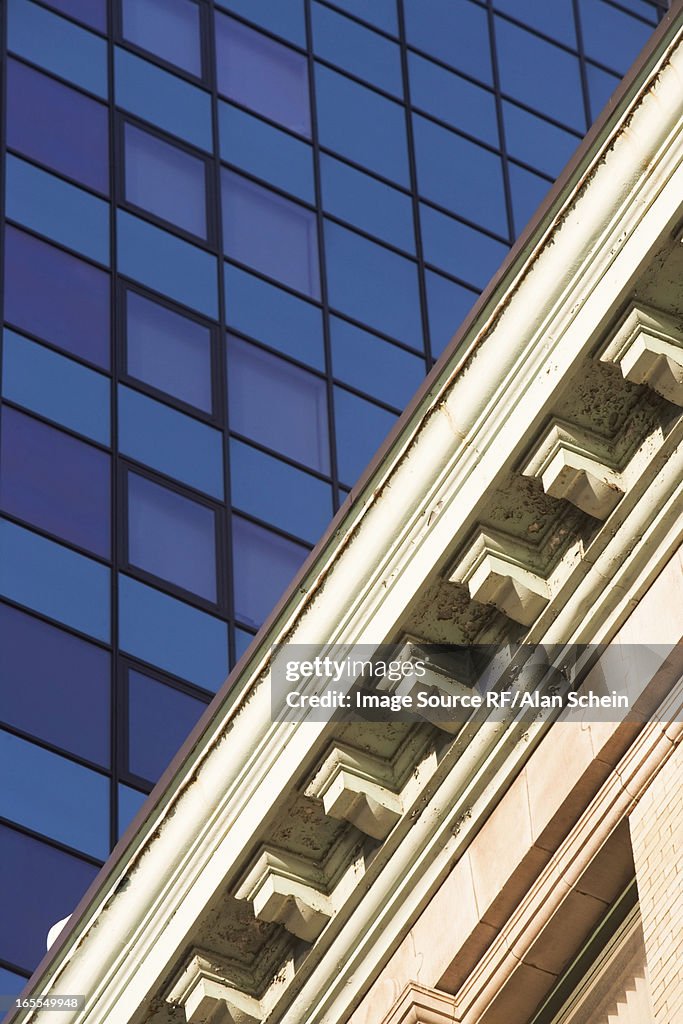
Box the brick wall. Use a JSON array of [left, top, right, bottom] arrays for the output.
[[629, 739, 683, 1024]]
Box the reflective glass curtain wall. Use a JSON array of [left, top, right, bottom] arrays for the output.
[[0, 0, 666, 990]]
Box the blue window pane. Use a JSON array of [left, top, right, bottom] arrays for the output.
[[114, 47, 212, 152], [403, 0, 491, 85], [0, 966, 27, 997], [230, 439, 333, 543], [122, 0, 202, 76], [324, 221, 422, 348], [118, 784, 148, 837], [232, 516, 308, 629], [320, 154, 415, 253], [222, 170, 320, 299], [315, 64, 409, 186], [503, 102, 580, 179], [493, 0, 576, 46], [0, 520, 110, 641], [0, 825, 99, 972], [216, 0, 305, 46], [41, 0, 106, 31], [119, 575, 228, 691], [7, 0, 107, 98], [117, 210, 218, 318], [124, 124, 207, 239], [2, 331, 109, 445], [585, 62, 621, 121], [508, 163, 552, 236], [234, 626, 255, 662], [311, 3, 402, 96], [413, 116, 507, 236], [6, 59, 109, 194], [126, 291, 212, 412], [330, 316, 424, 408], [408, 53, 498, 149], [216, 15, 310, 136], [328, 0, 397, 34], [227, 336, 330, 473], [219, 102, 315, 203], [334, 388, 397, 484], [3, 227, 110, 369], [127, 472, 218, 601], [425, 270, 478, 358], [6, 155, 109, 264], [420, 204, 509, 290], [127, 669, 207, 783], [118, 385, 224, 498], [0, 603, 109, 767], [224, 264, 325, 370], [610, 0, 658, 24], [580, 0, 652, 73], [0, 730, 109, 858], [0, 408, 110, 557], [494, 17, 585, 131]]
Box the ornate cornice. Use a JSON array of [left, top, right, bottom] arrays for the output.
[[11, 12, 683, 1024]]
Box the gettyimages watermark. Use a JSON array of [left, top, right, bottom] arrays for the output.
[[270, 641, 683, 725]]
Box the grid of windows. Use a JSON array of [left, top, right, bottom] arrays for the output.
[[0, 0, 665, 984]]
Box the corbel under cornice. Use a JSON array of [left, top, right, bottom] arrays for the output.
[[600, 301, 683, 406], [166, 949, 293, 1024], [522, 419, 624, 520], [449, 529, 553, 626], [305, 744, 405, 840]]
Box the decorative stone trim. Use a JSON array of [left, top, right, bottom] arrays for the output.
[[305, 744, 403, 840], [166, 950, 286, 1024], [390, 641, 478, 734], [234, 849, 334, 942], [379, 983, 459, 1024], [449, 530, 551, 626], [523, 420, 624, 519], [600, 303, 683, 406]]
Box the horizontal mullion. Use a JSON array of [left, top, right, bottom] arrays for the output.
[[0, 813, 105, 868]]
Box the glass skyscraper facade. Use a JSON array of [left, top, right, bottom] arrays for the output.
[[0, 0, 666, 996]]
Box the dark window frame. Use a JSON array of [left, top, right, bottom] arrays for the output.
[[118, 460, 228, 616], [117, 656, 210, 790], [114, 0, 211, 87], [115, 113, 217, 249], [116, 280, 222, 426]]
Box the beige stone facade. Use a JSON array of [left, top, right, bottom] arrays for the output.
[[348, 547, 682, 1024]]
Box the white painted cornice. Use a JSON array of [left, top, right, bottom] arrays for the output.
[[11, 11, 683, 1024]]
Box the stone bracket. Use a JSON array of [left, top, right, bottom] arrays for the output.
[[166, 950, 286, 1024], [600, 302, 683, 406], [523, 419, 624, 519], [235, 848, 334, 943], [449, 530, 551, 627], [305, 744, 403, 840], [388, 639, 478, 734]]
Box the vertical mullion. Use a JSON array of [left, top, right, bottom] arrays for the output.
[[207, 0, 237, 667], [485, 0, 516, 243], [303, 0, 342, 509], [572, 0, 595, 131], [107, 0, 120, 849], [396, 0, 433, 371], [0, 0, 8, 465]]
